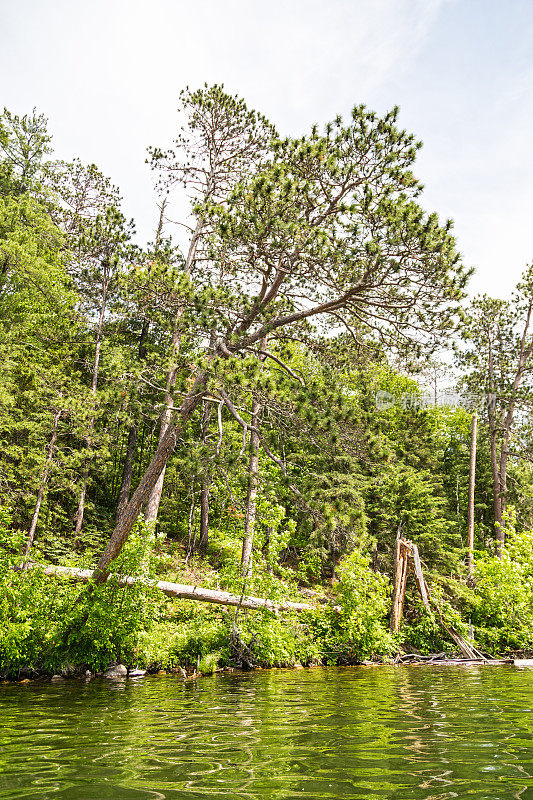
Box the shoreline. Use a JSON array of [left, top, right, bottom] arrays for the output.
[[3, 656, 533, 686]]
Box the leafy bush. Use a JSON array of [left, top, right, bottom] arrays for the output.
[[302, 551, 394, 664], [0, 516, 167, 676], [469, 510, 533, 652], [62, 520, 165, 670]]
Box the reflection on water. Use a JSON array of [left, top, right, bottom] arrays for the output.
[[1, 665, 532, 799]]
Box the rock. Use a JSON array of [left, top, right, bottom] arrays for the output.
[[103, 664, 127, 678], [51, 675, 65, 682], [156, 670, 167, 676], [128, 669, 146, 678], [293, 663, 304, 669], [84, 670, 92, 679]]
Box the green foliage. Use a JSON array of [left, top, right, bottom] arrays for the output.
[[63, 521, 165, 670], [468, 509, 533, 652], [294, 551, 394, 665], [3, 88, 533, 679], [0, 518, 165, 676]]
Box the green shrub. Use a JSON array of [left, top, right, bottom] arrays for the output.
[[469, 511, 533, 652], [301, 551, 394, 664]]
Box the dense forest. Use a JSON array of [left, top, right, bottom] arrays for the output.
[[2, 86, 533, 679]]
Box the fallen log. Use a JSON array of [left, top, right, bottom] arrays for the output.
[[30, 563, 325, 613]]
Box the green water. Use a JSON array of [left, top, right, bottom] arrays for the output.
[[1, 666, 532, 799]]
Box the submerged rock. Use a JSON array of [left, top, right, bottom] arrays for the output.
[[103, 664, 127, 679]]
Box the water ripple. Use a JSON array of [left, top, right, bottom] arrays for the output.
[[0, 666, 532, 799]]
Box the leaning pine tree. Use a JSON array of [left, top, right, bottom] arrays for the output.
[[91, 97, 469, 584]]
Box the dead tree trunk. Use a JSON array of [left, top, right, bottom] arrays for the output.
[[31, 563, 318, 613], [23, 407, 62, 566], [390, 537, 409, 632], [390, 537, 484, 659]]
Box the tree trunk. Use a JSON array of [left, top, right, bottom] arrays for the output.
[[185, 483, 197, 562], [241, 393, 261, 577], [198, 401, 211, 553], [115, 425, 138, 523], [115, 320, 149, 522], [33, 563, 318, 613], [240, 340, 267, 577], [487, 337, 504, 556], [23, 407, 62, 566], [466, 411, 477, 575], [199, 474, 210, 553], [92, 369, 209, 582], [262, 526, 273, 573], [145, 219, 204, 524], [74, 282, 108, 536], [144, 327, 180, 523], [390, 537, 409, 632]]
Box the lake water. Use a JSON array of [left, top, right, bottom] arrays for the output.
[[1, 665, 532, 799]]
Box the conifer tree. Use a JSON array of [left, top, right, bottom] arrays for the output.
[[51, 161, 134, 535], [91, 96, 467, 583], [143, 85, 276, 523]]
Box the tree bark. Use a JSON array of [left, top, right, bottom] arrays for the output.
[[487, 333, 504, 555], [199, 474, 210, 553], [466, 411, 477, 575], [23, 407, 62, 566], [240, 340, 267, 577], [185, 483, 197, 561], [115, 425, 138, 523], [495, 300, 533, 550], [93, 368, 209, 583], [241, 393, 261, 577], [32, 563, 318, 613], [390, 537, 409, 632], [262, 526, 273, 573]]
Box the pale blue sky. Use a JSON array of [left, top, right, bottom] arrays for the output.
[[1, 0, 532, 296]]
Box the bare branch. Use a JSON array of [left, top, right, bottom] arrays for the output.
[[247, 348, 304, 385]]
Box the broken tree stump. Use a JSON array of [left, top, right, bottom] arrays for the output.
[[389, 537, 486, 661]]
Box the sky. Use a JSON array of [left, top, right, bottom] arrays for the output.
[[1, 0, 532, 297]]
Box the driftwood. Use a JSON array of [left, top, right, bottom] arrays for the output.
[[31, 563, 323, 613], [395, 652, 511, 666]]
